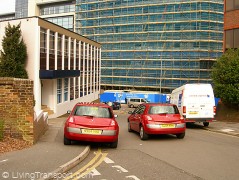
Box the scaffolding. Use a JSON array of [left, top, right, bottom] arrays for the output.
[[75, 0, 224, 93]]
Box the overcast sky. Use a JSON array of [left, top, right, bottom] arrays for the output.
[[0, 0, 15, 14]]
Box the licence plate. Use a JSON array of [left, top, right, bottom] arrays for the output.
[[82, 129, 102, 135], [161, 124, 175, 128]]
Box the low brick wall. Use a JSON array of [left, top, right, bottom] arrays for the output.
[[0, 77, 48, 144]]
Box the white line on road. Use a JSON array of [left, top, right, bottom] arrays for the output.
[[220, 129, 235, 132], [126, 175, 141, 180], [0, 159, 8, 163], [112, 165, 128, 173], [90, 168, 101, 176], [104, 157, 115, 164]]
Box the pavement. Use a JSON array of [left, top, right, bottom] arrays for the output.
[[0, 111, 239, 180]]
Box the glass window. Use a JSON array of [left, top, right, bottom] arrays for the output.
[[49, 31, 55, 54], [226, 30, 233, 48], [74, 106, 111, 118], [234, 29, 239, 48], [235, 0, 239, 9], [64, 78, 68, 101], [57, 79, 62, 104], [70, 78, 74, 100], [149, 105, 179, 114]]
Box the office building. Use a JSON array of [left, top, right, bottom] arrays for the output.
[[0, 0, 224, 93], [0, 17, 101, 118]]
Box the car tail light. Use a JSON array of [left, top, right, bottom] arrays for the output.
[[183, 106, 186, 114], [110, 120, 116, 126], [145, 115, 153, 121], [68, 117, 75, 123], [213, 106, 216, 114]]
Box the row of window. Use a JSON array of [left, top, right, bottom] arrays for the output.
[[46, 16, 74, 31], [225, 28, 239, 49], [40, 3, 75, 16], [57, 76, 100, 104], [40, 28, 100, 71], [225, 0, 239, 11]]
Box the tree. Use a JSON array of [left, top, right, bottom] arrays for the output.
[[211, 48, 239, 108], [0, 23, 28, 78]]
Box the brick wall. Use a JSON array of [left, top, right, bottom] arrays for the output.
[[0, 77, 47, 144], [224, 10, 239, 30]]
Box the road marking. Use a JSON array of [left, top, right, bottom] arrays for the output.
[[220, 128, 235, 132], [64, 148, 105, 180], [112, 165, 128, 173], [0, 159, 8, 163], [76, 153, 107, 179], [90, 168, 101, 176], [126, 175, 141, 180], [104, 157, 114, 164]]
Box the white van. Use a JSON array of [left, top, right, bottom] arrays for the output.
[[127, 98, 148, 108], [170, 83, 216, 126]]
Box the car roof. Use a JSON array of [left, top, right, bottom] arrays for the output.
[[76, 102, 110, 108]]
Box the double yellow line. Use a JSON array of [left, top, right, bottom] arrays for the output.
[[64, 148, 107, 180]]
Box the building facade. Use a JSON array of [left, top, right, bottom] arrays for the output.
[[224, 0, 239, 50], [0, 17, 101, 118], [0, 0, 224, 93], [76, 0, 224, 92]]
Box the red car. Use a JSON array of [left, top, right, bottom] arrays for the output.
[[64, 102, 119, 148], [127, 103, 185, 140]]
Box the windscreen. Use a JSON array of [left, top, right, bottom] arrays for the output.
[[74, 106, 111, 118], [149, 105, 179, 114]]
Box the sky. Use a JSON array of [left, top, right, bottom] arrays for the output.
[[0, 0, 15, 14]]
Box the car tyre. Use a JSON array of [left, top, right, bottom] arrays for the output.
[[110, 140, 118, 148], [140, 126, 148, 140], [130, 104, 134, 108], [128, 121, 132, 132], [176, 132, 185, 139], [203, 122, 209, 127], [64, 136, 71, 145]]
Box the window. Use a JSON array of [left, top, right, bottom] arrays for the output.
[[64, 78, 68, 101], [225, 30, 233, 49], [57, 79, 62, 104], [225, 29, 239, 49], [236, 0, 239, 9], [46, 16, 74, 31], [70, 78, 74, 100], [40, 28, 47, 53], [226, 1, 233, 11], [234, 29, 239, 48], [226, 0, 239, 11], [49, 31, 55, 55]]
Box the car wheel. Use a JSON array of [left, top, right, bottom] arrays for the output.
[[203, 122, 209, 127], [140, 126, 148, 140], [110, 140, 118, 148], [128, 121, 132, 132], [176, 132, 185, 139], [130, 104, 134, 108], [64, 136, 71, 145]]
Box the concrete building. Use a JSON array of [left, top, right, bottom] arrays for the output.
[[0, 17, 101, 118], [224, 0, 239, 50], [0, 0, 224, 93]]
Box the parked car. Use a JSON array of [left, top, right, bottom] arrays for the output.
[[112, 102, 121, 110], [127, 98, 149, 108], [127, 103, 185, 140], [64, 102, 119, 148]]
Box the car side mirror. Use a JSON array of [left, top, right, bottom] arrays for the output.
[[67, 110, 71, 114]]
